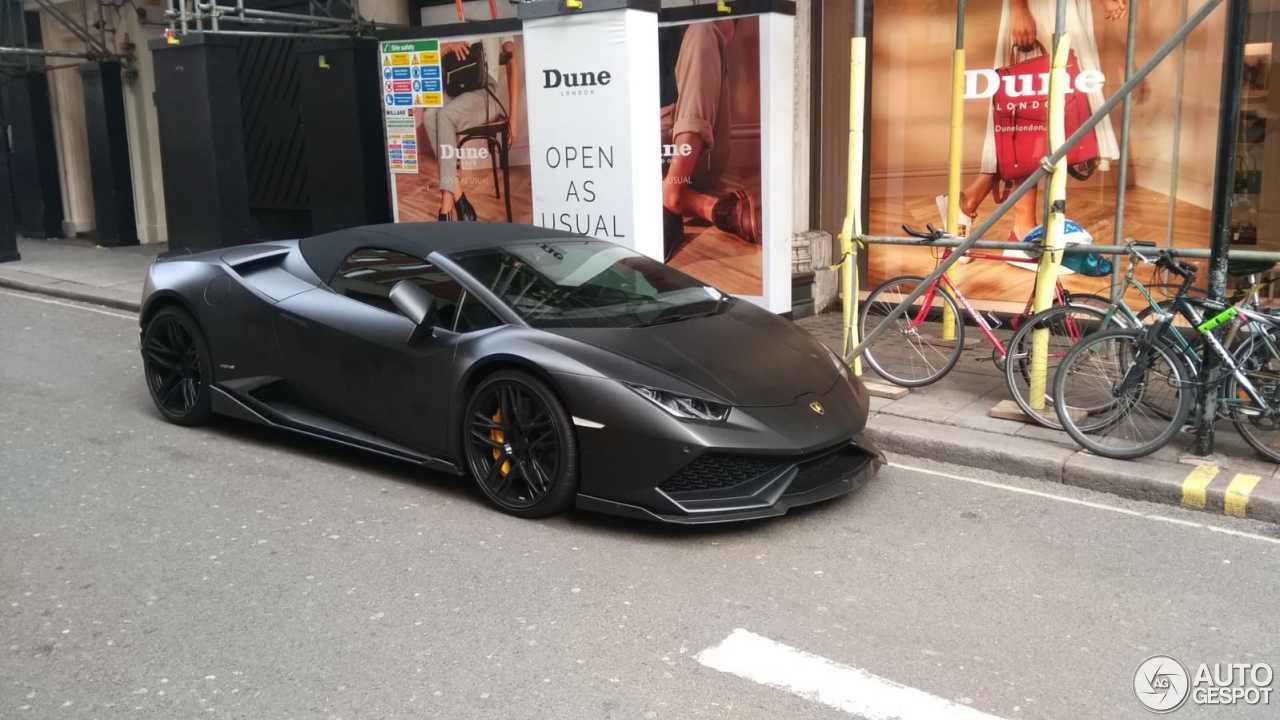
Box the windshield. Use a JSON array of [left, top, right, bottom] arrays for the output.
[[449, 240, 728, 328]]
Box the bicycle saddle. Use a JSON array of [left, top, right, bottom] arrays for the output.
[[1227, 259, 1275, 277]]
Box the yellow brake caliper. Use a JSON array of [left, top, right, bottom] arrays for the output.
[[491, 410, 511, 477]]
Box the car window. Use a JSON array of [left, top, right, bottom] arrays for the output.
[[454, 292, 503, 334], [331, 247, 463, 328], [448, 240, 725, 329]]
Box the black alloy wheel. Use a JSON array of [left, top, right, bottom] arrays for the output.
[[463, 370, 577, 518], [142, 307, 213, 426]]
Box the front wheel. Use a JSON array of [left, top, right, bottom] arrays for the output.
[[463, 370, 578, 518], [1054, 329, 1193, 459], [860, 275, 964, 387], [1227, 326, 1280, 463]]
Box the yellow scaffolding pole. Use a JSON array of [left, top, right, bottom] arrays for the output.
[[941, 5, 967, 342], [840, 33, 868, 375], [1027, 33, 1072, 410]]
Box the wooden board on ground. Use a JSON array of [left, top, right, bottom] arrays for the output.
[[988, 398, 1085, 425], [865, 381, 909, 400]]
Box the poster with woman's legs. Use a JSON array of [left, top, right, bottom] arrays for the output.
[[388, 34, 534, 224], [946, 0, 1124, 246]]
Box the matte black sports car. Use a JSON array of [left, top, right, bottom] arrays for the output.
[[139, 223, 880, 523]]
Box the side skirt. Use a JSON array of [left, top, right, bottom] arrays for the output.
[[210, 386, 462, 475]]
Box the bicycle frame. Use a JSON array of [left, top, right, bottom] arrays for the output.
[[911, 273, 1072, 359], [1140, 279, 1280, 415]]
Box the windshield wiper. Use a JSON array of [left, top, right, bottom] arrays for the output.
[[635, 311, 716, 328]]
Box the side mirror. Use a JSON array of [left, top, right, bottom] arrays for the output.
[[389, 280, 438, 343]]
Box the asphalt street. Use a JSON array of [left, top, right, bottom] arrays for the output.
[[2, 288, 1279, 720]]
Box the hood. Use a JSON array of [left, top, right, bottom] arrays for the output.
[[545, 302, 837, 406]]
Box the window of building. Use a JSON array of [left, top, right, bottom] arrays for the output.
[[1236, 9, 1278, 253], [331, 247, 464, 327]]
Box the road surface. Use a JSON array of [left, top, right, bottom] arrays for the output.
[[2, 288, 1277, 719]]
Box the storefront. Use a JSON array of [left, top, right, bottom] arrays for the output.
[[833, 0, 1280, 309]]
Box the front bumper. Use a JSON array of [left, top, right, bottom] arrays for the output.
[[575, 437, 881, 524], [551, 371, 881, 524]]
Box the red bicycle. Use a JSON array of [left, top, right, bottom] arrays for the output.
[[858, 225, 1111, 388]]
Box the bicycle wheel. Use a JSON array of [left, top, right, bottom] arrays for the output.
[[1062, 292, 1113, 315], [1054, 329, 1193, 459], [1003, 304, 1109, 429], [1228, 325, 1280, 463], [860, 275, 964, 387]]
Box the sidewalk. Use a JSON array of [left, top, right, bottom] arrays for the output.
[[796, 312, 1280, 526], [0, 237, 163, 311], [3, 236, 1278, 525]]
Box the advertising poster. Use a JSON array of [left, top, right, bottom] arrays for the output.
[[380, 32, 533, 224], [867, 0, 1231, 306], [658, 15, 764, 297], [385, 111, 418, 173], [521, 8, 662, 259]]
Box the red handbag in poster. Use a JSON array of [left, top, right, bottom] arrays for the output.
[[992, 43, 1099, 184]]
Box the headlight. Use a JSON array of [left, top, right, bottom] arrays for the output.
[[627, 384, 731, 422]]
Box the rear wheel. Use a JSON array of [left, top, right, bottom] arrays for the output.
[[463, 370, 578, 518], [1003, 304, 1109, 429], [141, 306, 213, 426], [1054, 329, 1192, 459], [860, 275, 964, 387]]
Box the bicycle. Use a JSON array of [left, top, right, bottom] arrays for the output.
[[1053, 250, 1280, 461], [859, 224, 1112, 388], [1001, 242, 1203, 429]]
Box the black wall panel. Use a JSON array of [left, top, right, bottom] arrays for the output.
[[0, 92, 17, 261], [296, 39, 391, 234], [237, 36, 311, 239], [79, 61, 138, 246], [151, 35, 253, 252], [2, 72, 63, 238]]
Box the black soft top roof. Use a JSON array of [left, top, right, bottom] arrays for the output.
[[298, 222, 585, 283]]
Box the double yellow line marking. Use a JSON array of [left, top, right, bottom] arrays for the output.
[[1181, 465, 1265, 518]]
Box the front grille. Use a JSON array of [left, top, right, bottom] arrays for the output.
[[660, 454, 786, 494]]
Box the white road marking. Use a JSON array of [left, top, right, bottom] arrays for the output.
[[889, 461, 1280, 546], [696, 629, 1005, 720], [0, 289, 136, 321]]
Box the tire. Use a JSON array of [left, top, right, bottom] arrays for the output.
[[1061, 292, 1113, 315], [1003, 304, 1109, 429], [462, 370, 578, 518], [141, 305, 214, 426], [1227, 326, 1280, 463], [859, 275, 964, 387], [1054, 329, 1193, 460]]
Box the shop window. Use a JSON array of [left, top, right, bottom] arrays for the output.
[[1236, 11, 1278, 254], [865, 0, 1233, 308]]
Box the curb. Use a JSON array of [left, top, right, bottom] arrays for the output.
[[0, 274, 141, 313], [865, 413, 1280, 526]]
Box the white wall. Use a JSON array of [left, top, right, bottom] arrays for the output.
[[39, 9, 95, 238], [35, 1, 171, 243]]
